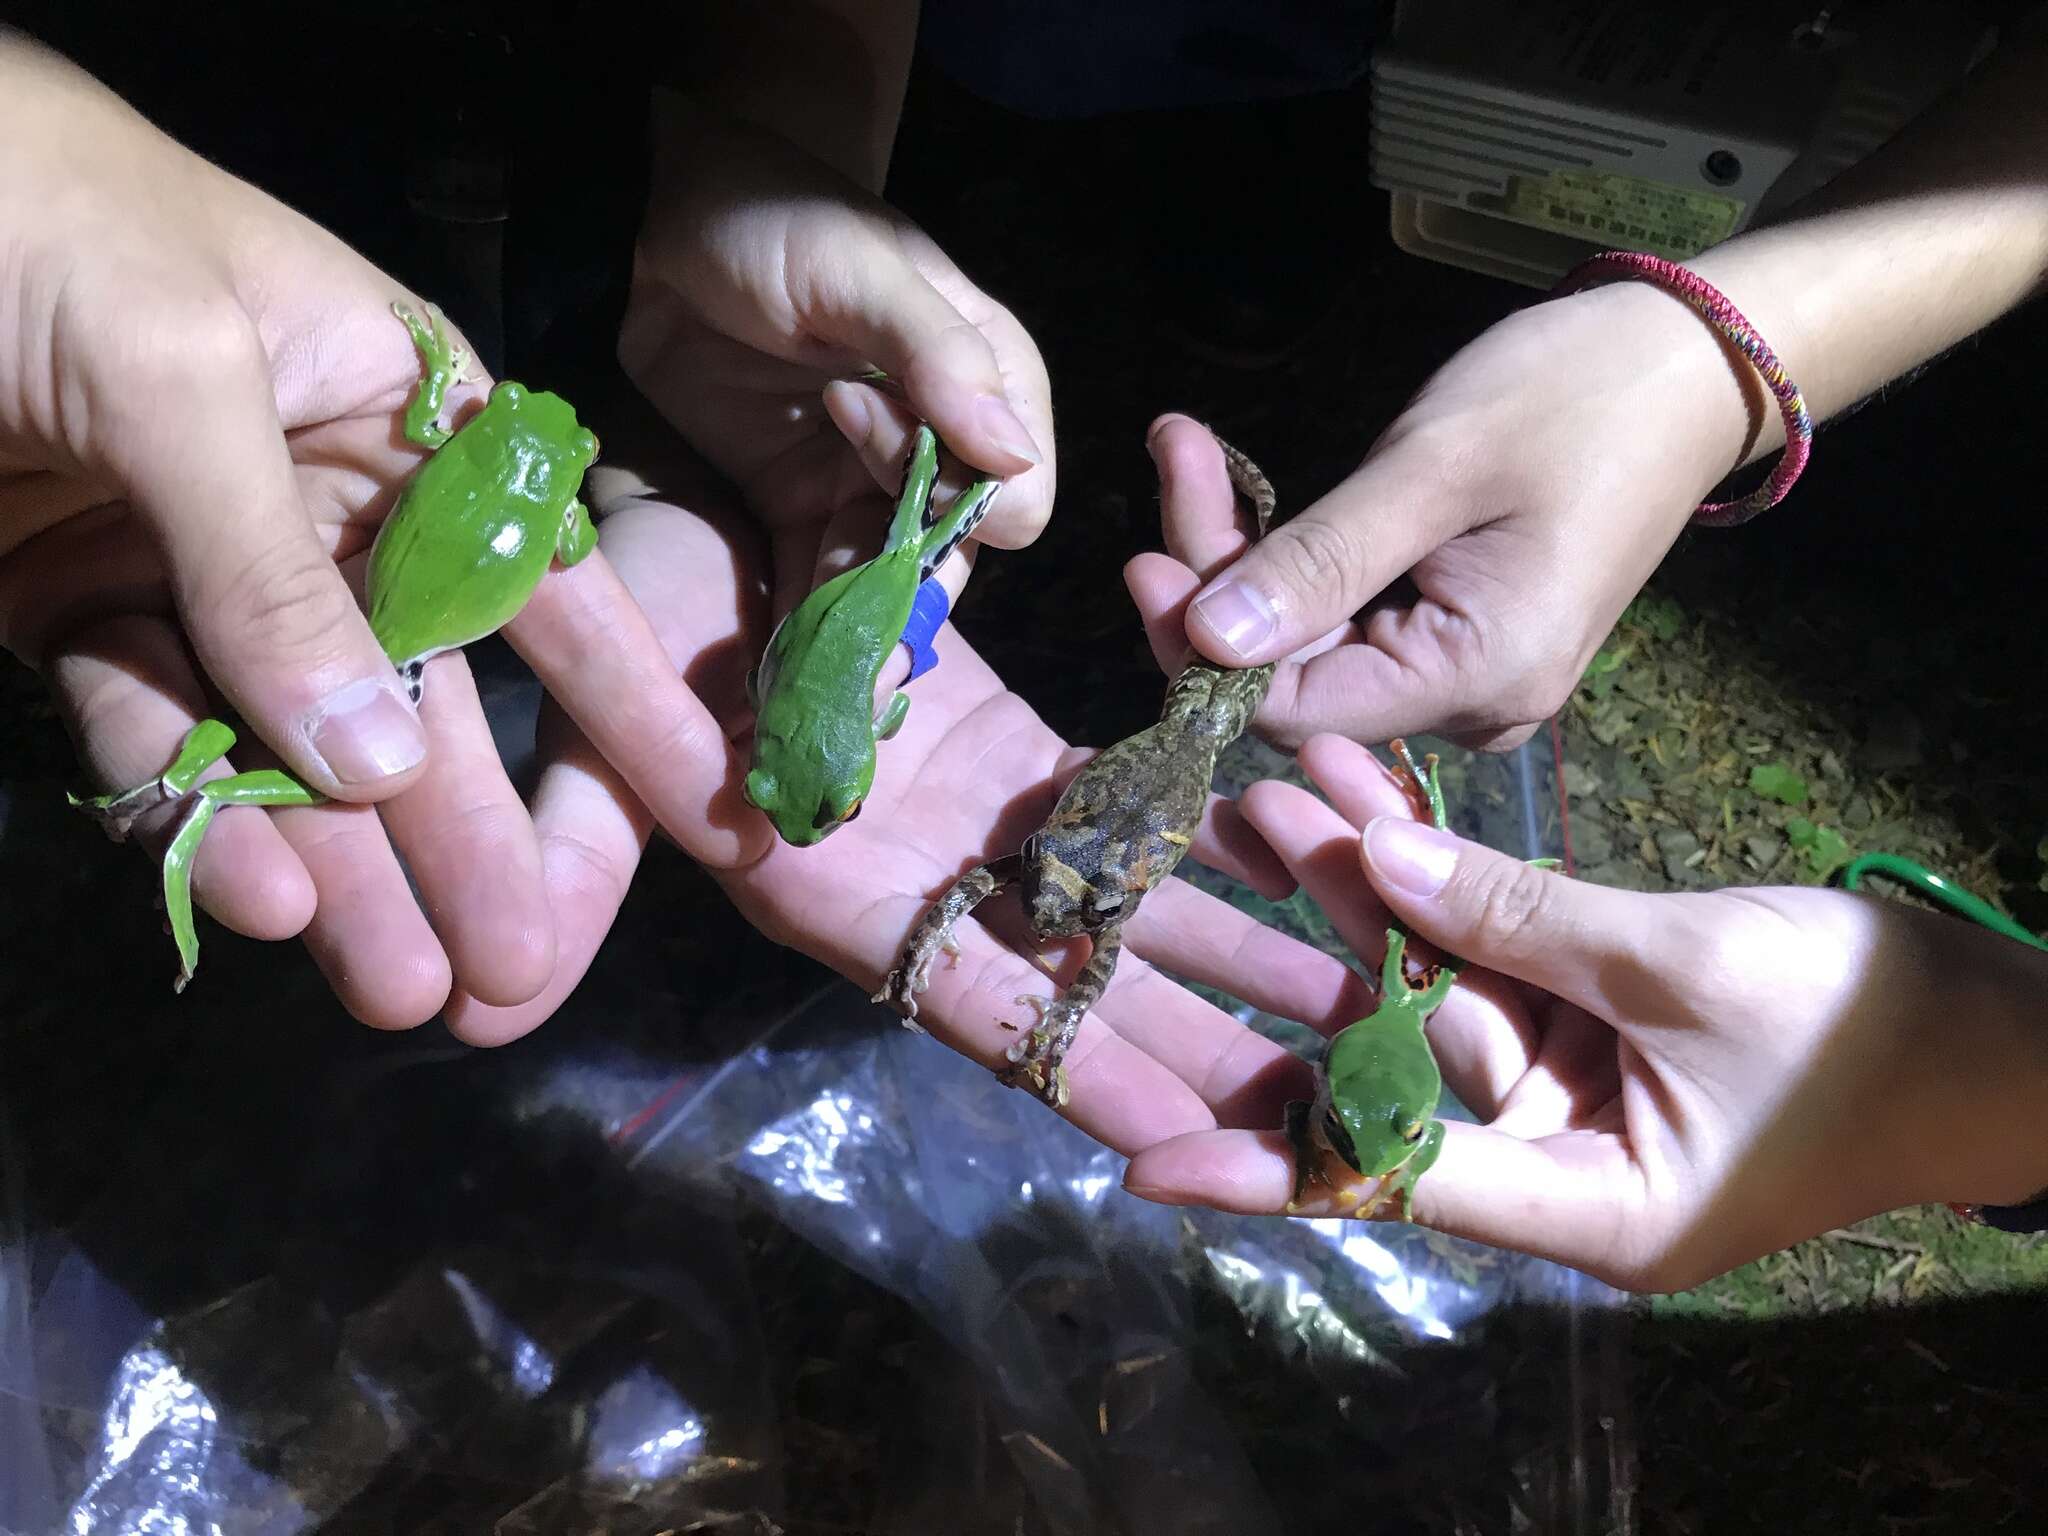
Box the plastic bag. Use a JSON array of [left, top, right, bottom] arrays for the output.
[[0, 659, 1633, 1535]]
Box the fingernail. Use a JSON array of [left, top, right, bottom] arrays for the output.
[[973, 394, 1042, 465], [307, 677, 427, 785], [1364, 817, 1459, 896], [1191, 581, 1276, 658]]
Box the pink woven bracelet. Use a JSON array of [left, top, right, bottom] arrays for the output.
[[1554, 250, 1813, 528]]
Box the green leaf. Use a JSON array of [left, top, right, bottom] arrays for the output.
[[1748, 763, 1808, 807], [1785, 817, 1849, 880], [1632, 594, 1687, 641]]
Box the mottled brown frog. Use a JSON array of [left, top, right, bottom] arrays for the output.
[[872, 433, 1277, 1106]]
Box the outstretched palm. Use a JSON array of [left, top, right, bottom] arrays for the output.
[[450, 484, 1376, 1158]]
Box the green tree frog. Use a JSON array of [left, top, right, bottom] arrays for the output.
[[69, 301, 601, 991], [1285, 739, 1565, 1220], [744, 422, 999, 846]]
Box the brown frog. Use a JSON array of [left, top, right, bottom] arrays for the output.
[[872, 432, 1277, 1106]]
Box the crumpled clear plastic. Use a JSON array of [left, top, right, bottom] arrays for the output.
[[1, 664, 1633, 1536]]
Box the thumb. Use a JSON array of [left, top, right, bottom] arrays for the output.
[[1183, 443, 1454, 667], [1357, 815, 1681, 1023], [108, 327, 426, 801]]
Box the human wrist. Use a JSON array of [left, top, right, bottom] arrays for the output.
[[1564, 279, 1765, 522]]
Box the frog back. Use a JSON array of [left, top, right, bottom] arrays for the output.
[[367, 383, 595, 671], [747, 554, 921, 838]]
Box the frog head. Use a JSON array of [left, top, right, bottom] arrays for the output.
[[495, 383, 600, 471], [1018, 823, 1137, 938], [1320, 1001, 1444, 1181], [744, 727, 873, 848]]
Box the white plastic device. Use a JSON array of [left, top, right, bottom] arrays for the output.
[[1372, 1, 1997, 287]]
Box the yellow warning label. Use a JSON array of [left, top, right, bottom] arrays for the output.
[[1500, 170, 1742, 260]]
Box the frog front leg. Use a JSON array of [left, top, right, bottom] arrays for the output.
[[875, 691, 910, 743], [393, 300, 471, 449], [1000, 921, 1125, 1109], [873, 854, 1024, 1026], [1364, 1119, 1446, 1224], [558, 496, 598, 566]]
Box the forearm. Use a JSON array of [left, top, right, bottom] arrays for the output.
[[650, 0, 920, 193], [1612, 30, 2048, 470]]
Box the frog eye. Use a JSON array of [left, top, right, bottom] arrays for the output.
[[816, 795, 861, 831], [497, 382, 526, 406], [1090, 891, 1125, 915]]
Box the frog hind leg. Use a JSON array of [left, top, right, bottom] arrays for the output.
[[1384, 1119, 1446, 1223], [915, 476, 1001, 582], [873, 854, 1022, 1026], [159, 792, 223, 992], [879, 426, 941, 555], [875, 691, 910, 742], [159, 769, 322, 993], [557, 497, 597, 566], [68, 718, 238, 840], [392, 301, 467, 449], [1000, 921, 1125, 1108]]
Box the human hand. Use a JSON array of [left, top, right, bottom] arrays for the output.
[[1153, 281, 1767, 753], [443, 470, 1388, 1170], [619, 93, 1054, 618], [1124, 733, 2048, 1290], [0, 37, 761, 1024]]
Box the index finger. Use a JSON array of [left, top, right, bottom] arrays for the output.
[[504, 549, 769, 870]]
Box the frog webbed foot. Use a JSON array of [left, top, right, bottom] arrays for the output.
[[998, 992, 1087, 1108], [870, 963, 929, 1030]]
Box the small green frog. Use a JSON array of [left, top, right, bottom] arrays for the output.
[[69, 301, 601, 991], [873, 432, 1276, 1106], [368, 302, 599, 701], [744, 423, 999, 846], [1286, 740, 1558, 1221]]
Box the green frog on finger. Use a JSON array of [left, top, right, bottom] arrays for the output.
[[1286, 739, 1562, 1221], [744, 422, 999, 847], [69, 301, 600, 991]]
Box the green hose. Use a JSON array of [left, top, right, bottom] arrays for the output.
[[1837, 852, 2048, 952]]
